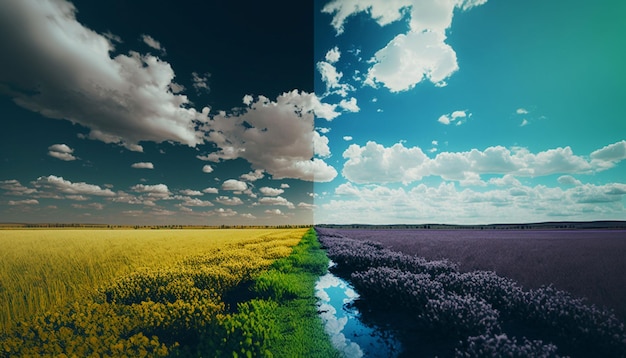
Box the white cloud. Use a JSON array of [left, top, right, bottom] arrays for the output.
[[240, 169, 265, 182], [201, 91, 338, 182], [590, 140, 626, 164], [131, 162, 154, 169], [313, 131, 331, 158], [297, 202, 316, 210], [516, 108, 529, 115], [258, 196, 295, 209], [366, 30, 458, 91], [323, 0, 487, 91], [215, 208, 237, 217], [0, 0, 204, 150], [202, 187, 219, 194], [8, 199, 39, 206], [130, 183, 171, 198], [317, 180, 626, 225], [438, 115, 451, 125], [243, 94, 254, 105], [179, 189, 203, 196], [438, 110, 469, 125], [317, 127, 331, 134], [241, 213, 256, 219], [341, 141, 619, 185], [343, 136, 353, 141], [280, 183, 290, 189], [557, 175, 582, 186], [221, 179, 247, 191], [343, 141, 429, 184], [192, 72, 211, 94], [34, 175, 115, 196], [325, 46, 341, 63], [259, 187, 284, 196], [141, 34, 165, 54], [71, 202, 104, 210], [0, 180, 37, 196], [520, 119, 529, 127], [202, 165, 214, 173], [215, 196, 244, 206], [180, 197, 213, 207], [48, 144, 77, 161], [339, 97, 359, 112], [265, 209, 284, 216]]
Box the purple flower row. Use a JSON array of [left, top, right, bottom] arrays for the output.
[[317, 229, 626, 357]]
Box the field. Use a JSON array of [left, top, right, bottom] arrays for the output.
[[316, 228, 626, 357], [319, 228, 626, 321], [0, 228, 338, 357]]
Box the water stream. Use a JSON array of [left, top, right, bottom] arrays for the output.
[[315, 262, 402, 357]]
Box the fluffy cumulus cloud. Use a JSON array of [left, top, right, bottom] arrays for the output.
[[221, 179, 247, 191], [342, 140, 626, 184], [215, 196, 244, 206], [48, 144, 77, 161], [179, 189, 203, 196], [258, 196, 295, 209], [322, 0, 488, 91], [339, 97, 359, 112], [0, 0, 204, 151], [438, 110, 469, 125], [130, 184, 171, 198], [199, 91, 338, 182], [202, 187, 219, 194], [240, 169, 265, 182], [131, 162, 154, 169], [202, 165, 214, 173], [590, 140, 626, 169], [343, 141, 429, 184], [33, 175, 115, 196], [0, 180, 37, 196], [259, 187, 284, 196], [317, 180, 626, 225]]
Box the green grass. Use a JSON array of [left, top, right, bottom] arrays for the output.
[[251, 228, 340, 357]]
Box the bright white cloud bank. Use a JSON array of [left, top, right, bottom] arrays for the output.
[[319, 180, 626, 224], [342, 141, 623, 184]]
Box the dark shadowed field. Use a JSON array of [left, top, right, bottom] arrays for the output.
[[319, 229, 626, 321]]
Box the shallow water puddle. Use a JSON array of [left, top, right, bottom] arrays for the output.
[[315, 263, 402, 357]]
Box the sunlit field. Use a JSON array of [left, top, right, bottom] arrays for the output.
[[0, 228, 303, 332], [0, 228, 339, 356]]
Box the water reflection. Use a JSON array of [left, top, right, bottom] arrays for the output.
[[315, 263, 402, 358]]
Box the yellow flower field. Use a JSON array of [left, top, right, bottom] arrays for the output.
[[0, 228, 305, 333]]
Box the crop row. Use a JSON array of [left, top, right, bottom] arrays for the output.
[[0, 229, 308, 357], [316, 229, 626, 357]]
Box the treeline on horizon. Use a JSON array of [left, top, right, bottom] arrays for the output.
[[0, 223, 311, 229], [317, 220, 626, 230], [2, 220, 626, 230]]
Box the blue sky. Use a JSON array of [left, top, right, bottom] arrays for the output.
[[1, 1, 624, 225], [313, 0, 626, 224]]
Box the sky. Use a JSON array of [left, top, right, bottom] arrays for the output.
[[313, 0, 626, 224], [1, 0, 625, 225], [0, 0, 327, 225]]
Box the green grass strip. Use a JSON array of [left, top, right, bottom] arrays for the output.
[[251, 228, 340, 358]]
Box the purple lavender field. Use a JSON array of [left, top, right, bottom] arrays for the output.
[[316, 227, 626, 357]]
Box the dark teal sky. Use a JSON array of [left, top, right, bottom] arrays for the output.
[[0, 0, 318, 225]]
